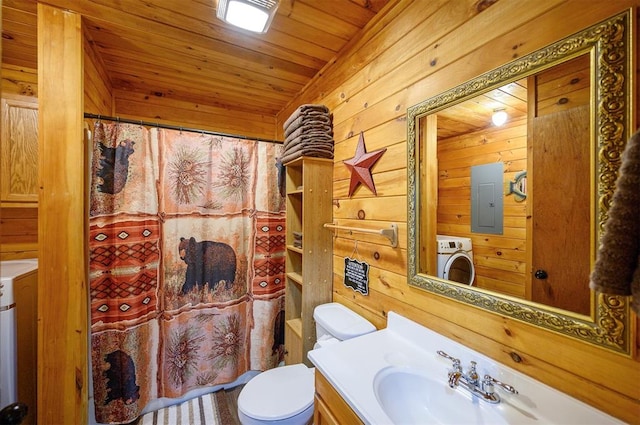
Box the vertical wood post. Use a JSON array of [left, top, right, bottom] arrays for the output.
[[37, 4, 87, 424]]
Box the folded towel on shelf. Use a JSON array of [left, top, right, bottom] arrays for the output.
[[590, 128, 640, 314], [285, 124, 333, 142], [292, 231, 303, 248], [284, 115, 333, 139], [283, 104, 330, 128], [284, 134, 334, 151], [280, 148, 334, 165], [284, 137, 334, 153], [281, 104, 335, 164]]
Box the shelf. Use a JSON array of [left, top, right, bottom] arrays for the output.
[[286, 318, 303, 338], [287, 271, 303, 286], [284, 156, 333, 367], [287, 245, 303, 254]]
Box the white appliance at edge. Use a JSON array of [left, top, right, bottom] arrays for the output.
[[0, 259, 38, 408], [237, 303, 376, 425], [436, 235, 475, 285]]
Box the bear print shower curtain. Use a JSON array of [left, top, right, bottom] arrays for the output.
[[88, 121, 286, 424]]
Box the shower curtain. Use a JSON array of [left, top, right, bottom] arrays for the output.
[[88, 121, 286, 424]]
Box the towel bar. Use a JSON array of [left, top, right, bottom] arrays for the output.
[[324, 223, 398, 248]]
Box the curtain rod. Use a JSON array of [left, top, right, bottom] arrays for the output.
[[83, 113, 282, 144]]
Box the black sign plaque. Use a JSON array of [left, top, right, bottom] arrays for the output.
[[343, 257, 370, 296]]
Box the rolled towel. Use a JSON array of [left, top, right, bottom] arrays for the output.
[[590, 128, 640, 314]]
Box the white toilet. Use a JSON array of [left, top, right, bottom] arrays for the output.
[[237, 303, 376, 425]]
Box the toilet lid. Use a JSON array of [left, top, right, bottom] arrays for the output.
[[238, 364, 315, 421]]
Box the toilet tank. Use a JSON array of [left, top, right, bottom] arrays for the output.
[[313, 303, 376, 341]]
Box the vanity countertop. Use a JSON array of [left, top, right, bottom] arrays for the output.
[[308, 311, 622, 425]]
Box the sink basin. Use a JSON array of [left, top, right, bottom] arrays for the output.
[[373, 366, 508, 425]]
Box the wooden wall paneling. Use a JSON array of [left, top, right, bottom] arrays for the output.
[[281, 0, 563, 134], [1, 64, 37, 97], [332, 195, 407, 222], [113, 89, 278, 141], [284, 1, 640, 423], [329, 0, 562, 133], [0, 243, 38, 260], [1, 0, 37, 70], [83, 26, 113, 116], [37, 4, 87, 424], [277, 0, 412, 124], [317, 0, 629, 147], [0, 207, 37, 243]]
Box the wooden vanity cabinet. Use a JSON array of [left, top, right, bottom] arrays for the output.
[[314, 370, 363, 425]]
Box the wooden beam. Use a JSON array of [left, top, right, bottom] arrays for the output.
[[37, 4, 87, 424]]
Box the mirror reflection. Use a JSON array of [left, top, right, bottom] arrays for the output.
[[407, 11, 632, 354], [419, 54, 591, 315]]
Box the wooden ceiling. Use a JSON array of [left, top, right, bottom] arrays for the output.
[[437, 80, 528, 139], [2, 0, 391, 117]]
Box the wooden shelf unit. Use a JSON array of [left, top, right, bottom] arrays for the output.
[[284, 156, 333, 367]]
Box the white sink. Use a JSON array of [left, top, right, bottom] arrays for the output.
[[308, 311, 623, 425], [374, 365, 508, 425]]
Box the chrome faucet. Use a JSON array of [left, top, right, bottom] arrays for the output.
[[437, 351, 518, 404]]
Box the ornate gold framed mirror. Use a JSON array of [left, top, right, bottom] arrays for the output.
[[407, 11, 633, 354]]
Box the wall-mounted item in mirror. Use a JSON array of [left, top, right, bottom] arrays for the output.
[[407, 11, 632, 354], [506, 171, 527, 202]]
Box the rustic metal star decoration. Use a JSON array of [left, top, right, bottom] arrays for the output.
[[343, 131, 386, 197]]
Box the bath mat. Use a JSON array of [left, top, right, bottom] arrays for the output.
[[136, 387, 241, 425]]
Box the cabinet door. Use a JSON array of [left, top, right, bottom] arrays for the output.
[[1, 96, 39, 205]]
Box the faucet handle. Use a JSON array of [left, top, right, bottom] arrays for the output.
[[467, 361, 479, 384], [437, 350, 462, 371], [483, 375, 518, 395]]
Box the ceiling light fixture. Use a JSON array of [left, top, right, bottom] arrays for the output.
[[217, 0, 279, 33], [491, 109, 508, 126]]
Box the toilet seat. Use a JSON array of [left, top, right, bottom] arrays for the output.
[[238, 364, 314, 422]]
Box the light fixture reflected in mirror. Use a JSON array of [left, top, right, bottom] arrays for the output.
[[217, 0, 279, 33], [491, 109, 508, 126]]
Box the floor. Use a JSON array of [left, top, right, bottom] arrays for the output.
[[132, 384, 245, 425], [220, 385, 244, 424]]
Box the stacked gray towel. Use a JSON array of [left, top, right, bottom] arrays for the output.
[[281, 104, 334, 164], [590, 128, 640, 314]]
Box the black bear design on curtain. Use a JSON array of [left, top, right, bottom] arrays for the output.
[[103, 350, 140, 406], [179, 237, 237, 294], [97, 139, 135, 195]]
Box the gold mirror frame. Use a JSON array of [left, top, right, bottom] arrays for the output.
[[407, 11, 632, 355]]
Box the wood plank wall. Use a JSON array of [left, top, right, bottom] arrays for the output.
[[0, 207, 38, 259], [277, 1, 640, 423], [84, 27, 113, 116]]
